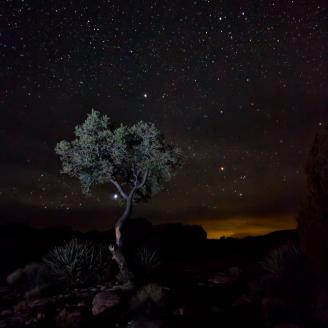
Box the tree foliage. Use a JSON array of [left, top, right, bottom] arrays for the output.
[[55, 110, 182, 202]]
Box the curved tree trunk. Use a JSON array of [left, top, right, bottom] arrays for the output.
[[108, 170, 148, 290], [109, 192, 135, 290], [115, 195, 133, 247]]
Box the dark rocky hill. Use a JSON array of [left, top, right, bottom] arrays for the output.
[[0, 220, 297, 284]]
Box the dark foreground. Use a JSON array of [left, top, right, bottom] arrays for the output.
[[0, 221, 320, 328]]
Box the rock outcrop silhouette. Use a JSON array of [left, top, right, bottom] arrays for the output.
[[298, 127, 328, 276], [298, 126, 328, 324]]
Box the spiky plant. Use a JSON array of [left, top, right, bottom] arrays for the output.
[[134, 247, 160, 274], [44, 238, 111, 287], [260, 245, 303, 278], [136, 283, 165, 304]]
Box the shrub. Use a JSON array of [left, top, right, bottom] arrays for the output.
[[6, 262, 51, 290], [136, 283, 165, 304], [44, 238, 111, 287], [260, 245, 303, 279], [129, 283, 169, 315], [133, 247, 160, 274]]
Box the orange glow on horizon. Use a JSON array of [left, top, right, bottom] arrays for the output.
[[190, 215, 296, 239]]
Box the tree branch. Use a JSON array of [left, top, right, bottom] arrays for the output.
[[136, 169, 149, 189], [110, 178, 128, 200], [133, 170, 140, 185]]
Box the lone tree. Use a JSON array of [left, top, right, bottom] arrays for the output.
[[55, 110, 181, 288]]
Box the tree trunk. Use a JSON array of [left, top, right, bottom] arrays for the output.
[[108, 170, 148, 290], [115, 195, 133, 247], [109, 192, 135, 290]]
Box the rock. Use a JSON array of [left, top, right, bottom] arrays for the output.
[[6, 268, 25, 286], [209, 304, 224, 314], [298, 129, 328, 276], [14, 300, 28, 312], [0, 309, 12, 316], [229, 266, 241, 276], [28, 297, 54, 311], [273, 324, 300, 328], [6, 262, 52, 291], [0, 286, 13, 296], [298, 129, 328, 325], [126, 319, 171, 328], [176, 304, 194, 316], [24, 285, 50, 301], [56, 307, 91, 328], [0, 287, 20, 311], [261, 298, 290, 327], [233, 294, 251, 306], [207, 273, 232, 285], [25, 312, 46, 326], [92, 291, 121, 316]]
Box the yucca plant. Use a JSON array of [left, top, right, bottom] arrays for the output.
[[260, 245, 303, 279], [134, 247, 160, 274], [44, 238, 111, 287]]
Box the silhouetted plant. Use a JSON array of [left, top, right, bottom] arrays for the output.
[[260, 245, 303, 279], [129, 283, 169, 315], [55, 110, 182, 288], [134, 247, 160, 274], [44, 238, 111, 287], [6, 262, 52, 290], [136, 283, 165, 304]]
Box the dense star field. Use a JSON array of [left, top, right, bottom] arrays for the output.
[[1, 0, 328, 237]]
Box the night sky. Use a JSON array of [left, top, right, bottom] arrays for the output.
[[1, 0, 328, 238]]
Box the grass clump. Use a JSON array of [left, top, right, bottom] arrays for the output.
[[260, 245, 303, 279], [134, 247, 160, 275], [44, 238, 111, 287]]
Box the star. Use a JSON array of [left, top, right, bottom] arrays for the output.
[[1, 0, 327, 238]]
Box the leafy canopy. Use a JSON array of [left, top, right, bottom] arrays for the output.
[[55, 110, 181, 202]]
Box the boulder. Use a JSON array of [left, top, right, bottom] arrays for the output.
[[56, 307, 92, 328], [92, 291, 121, 316], [298, 129, 328, 276], [0, 287, 20, 311], [297, 128, 328, 325], [261, 298, 293, 327], [126, 319, 172, 328], [6, 262, 52, 291], [207, 273, 232, 285]]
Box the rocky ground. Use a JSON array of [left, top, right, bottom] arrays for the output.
[[0, 223, 317, 328], [0, 266, 267, 327]]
